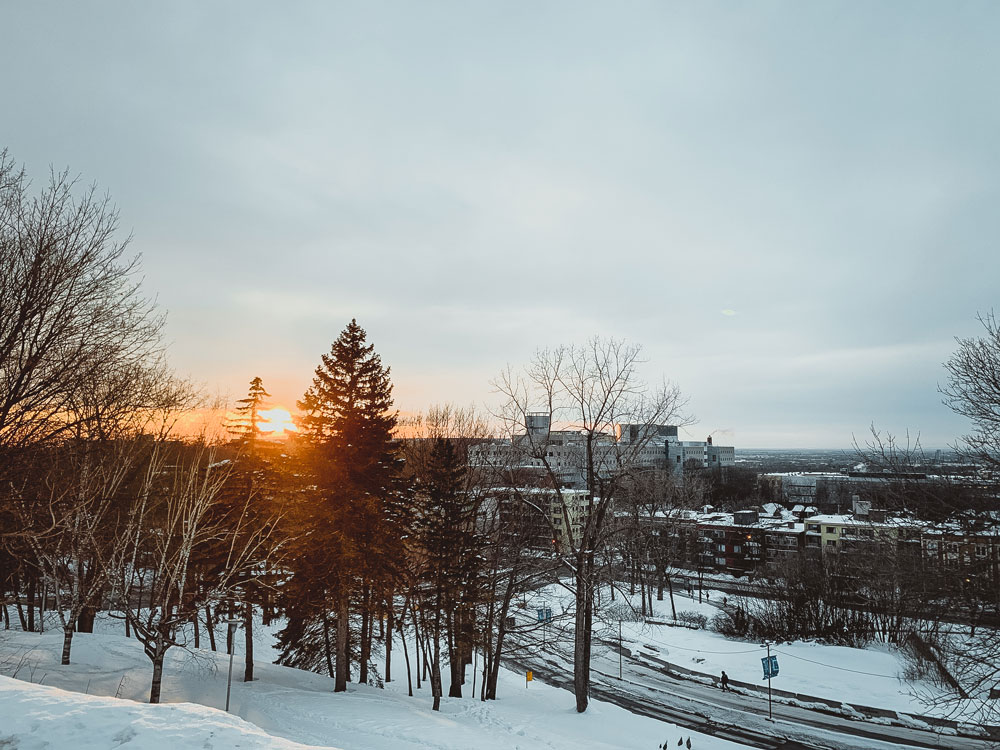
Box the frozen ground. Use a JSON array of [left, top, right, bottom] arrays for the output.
[[522, 582, 951, 717], [0, 615, 747, 750]]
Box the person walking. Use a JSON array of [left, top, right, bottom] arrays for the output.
[[720, 670, 730, 692]]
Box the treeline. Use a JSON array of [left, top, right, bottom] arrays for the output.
[[0, 150, 557, 708]]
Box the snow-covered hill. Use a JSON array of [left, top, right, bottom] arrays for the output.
[[0, 627, 744, 750]]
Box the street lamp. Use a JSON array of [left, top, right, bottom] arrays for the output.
[[225, 618, 241, 712]]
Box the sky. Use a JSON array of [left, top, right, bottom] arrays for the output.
[[3, 2, 998, 448]]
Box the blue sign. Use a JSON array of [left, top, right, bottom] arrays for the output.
[[537, 607, 553, 623], [761, 655, 779, 679]]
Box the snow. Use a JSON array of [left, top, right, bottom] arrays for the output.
[[0, 616, 747, 750], [530, 583, 949, 717], [0, 674, 324, 750]]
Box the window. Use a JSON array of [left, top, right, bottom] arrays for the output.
[[927, 541, 938, 551], [826, 539, 837, 547], [826, 527, 837, 534], [977, 545, 989, 558], [717, 544, 726, 553], [733, 545, 742, 554], [715, 557, 726, 566], [807, 524, 820, 532]]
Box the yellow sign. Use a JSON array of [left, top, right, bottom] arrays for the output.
[[526, 670, 533, 682]]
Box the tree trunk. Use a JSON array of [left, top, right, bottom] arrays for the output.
[[359, 590, 370, 685], [61, 626, 74, 665], [448, 611, 462, 698], [193, 610, 200, 648], [77, 605, 97, 633], [149, 647, 165, 704], [335, 596, 348, 692], [385, 603, 393, 683], [412, 606, 422, 689], [486, 566, 517, 701], [205, 605, 217, 651], [430, 633, 443, 711], [244, 601, 254, 683], [667, 575, 677, 620], [640, 575, 647, 617], [322, 614, 335, 678], [399, 619, 413, 696], [262, 561, 273, 626], [15, 589, 27, 631], [573, 576, 589, 712], [26, 576, 35, 632]]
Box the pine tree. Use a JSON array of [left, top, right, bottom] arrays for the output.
[[411, 437, 486, 707], [223, 376, 273, 682], [227, 377, 271, 447], [291, 319, 403, 692]]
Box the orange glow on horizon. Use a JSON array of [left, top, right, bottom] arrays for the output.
[[258, 407, 298, 437]]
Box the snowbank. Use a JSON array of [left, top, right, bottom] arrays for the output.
[[0, 674, 335, 750]]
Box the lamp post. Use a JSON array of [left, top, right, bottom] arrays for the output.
[[225, 618, 240, 712]]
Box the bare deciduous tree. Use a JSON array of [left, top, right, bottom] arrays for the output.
[[942, 310, 1000, 477], [0, 150, 162, 454], [494, 337, 689, 712], [116, 441, 282, 704]]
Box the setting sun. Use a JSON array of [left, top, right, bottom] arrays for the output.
[[258, 407, 297, 437]]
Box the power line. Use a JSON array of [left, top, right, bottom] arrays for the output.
[[774, 649, 899, 679]]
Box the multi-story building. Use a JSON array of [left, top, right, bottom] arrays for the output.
[[492, 487, 591, 549]]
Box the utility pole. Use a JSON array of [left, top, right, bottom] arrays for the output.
[[618, 620, 623, 680], [226, 619, 240, 712], [762, 640, 774, 721]]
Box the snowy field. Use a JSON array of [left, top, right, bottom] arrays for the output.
[[0, 614, 747, 750], [523, 582, 951, 718], [0, 580, 970, 750]]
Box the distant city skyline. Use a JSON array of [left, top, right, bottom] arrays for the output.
[[3, 3, 996, 449]]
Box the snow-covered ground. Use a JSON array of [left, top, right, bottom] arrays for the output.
[[0, 579, 972, 750], [521, 582, 950, 718], [0, 615, 747, 750]]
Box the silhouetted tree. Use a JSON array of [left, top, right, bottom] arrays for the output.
[[288, 320, 404, 692]]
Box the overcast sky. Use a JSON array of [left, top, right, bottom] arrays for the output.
[[4, 2, 997, 448]]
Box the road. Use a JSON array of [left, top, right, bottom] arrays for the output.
[[506, 631, 996, 750]]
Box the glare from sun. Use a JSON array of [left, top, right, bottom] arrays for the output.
[[258, 407, 297, 436]]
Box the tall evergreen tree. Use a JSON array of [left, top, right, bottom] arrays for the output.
[[224, 376, 273, 682], [290, 320, 403, 692], [227, 377, 270, 447]]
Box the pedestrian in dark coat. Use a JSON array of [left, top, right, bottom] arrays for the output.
[[720, 670, 730, 692]]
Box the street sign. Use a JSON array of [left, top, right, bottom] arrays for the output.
[[536, 607, 552, 623], [526, 670, 533, 682], [761, 655, 779, 679]]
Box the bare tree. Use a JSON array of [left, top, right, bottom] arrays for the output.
[[493, 337, 689, 712], [116, 441, 282, 703], [0, 150, 162, 454], [942, 310, 1000, 477]]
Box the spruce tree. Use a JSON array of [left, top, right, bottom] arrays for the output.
[[223, 377, 275, 682], [293, 319, 403, 692], [227, 376, 271, 447]]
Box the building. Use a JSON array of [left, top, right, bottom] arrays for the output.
[[471, 417, 736, 489]]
